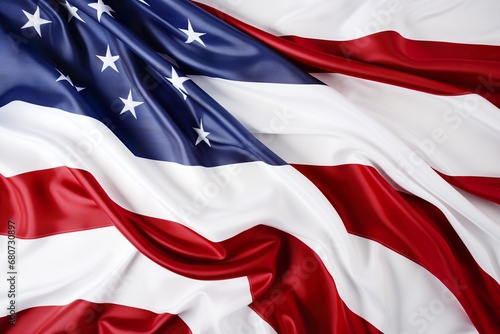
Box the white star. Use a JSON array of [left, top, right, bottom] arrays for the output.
[[21, 6, 52, 37], [88, 0, 114, 22], [192, 120, 211, 147], [165, 67, 190, 100], [60, 0, 85, 23], [179, 19, 206, 47], [96, 45, 120, 72], [119, 90, 143, 119], [137, 0, 150, 6], [56, 69, 85, 92]]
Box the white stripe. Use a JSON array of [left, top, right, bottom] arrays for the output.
[[0, 227, 253, 333], [347, 235, 477, 334], [311, 73, 500, 177], [0, 100, 485, 332], [196, 0, 500, 45], [188, 77, 500, 284], [215, 307, 277, 334]]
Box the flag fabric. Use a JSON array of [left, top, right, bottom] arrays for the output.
[[0, 0, 499, 333]]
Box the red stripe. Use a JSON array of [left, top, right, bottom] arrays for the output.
[[0, 300, 191, 334], [437, 172, 500, 205], [0, 168, 112, 238], [0, 168, 381, 333], [283, 32, 500, 106], [293, 164, 500, 334], [195, 3, 500, 108]]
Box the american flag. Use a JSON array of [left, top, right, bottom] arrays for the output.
[[1, 0, 499, 333]]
